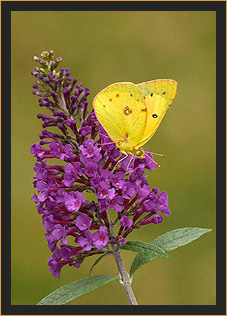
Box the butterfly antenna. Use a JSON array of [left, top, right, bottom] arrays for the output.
[[112, 154, 129, 172], [149, 151, 167, 158], [145, 153, 160, 168]]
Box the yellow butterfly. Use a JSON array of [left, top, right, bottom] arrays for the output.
[[93, 79, 178, 167]]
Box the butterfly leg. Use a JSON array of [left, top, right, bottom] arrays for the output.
[[99, 132, 110, 138], [112, 153, 129, 172], [126, 154, 135, 172], [99, 141, 116, 146]]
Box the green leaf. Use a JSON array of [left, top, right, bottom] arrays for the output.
[[89, 253, 110, 276], [120, 240, 169, 259], [130, 227, 212, 277], [37, 274, 119, 305]]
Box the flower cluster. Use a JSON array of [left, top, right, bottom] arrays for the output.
[[31, 50, 171, 278]]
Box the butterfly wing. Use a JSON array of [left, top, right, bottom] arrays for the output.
[[93, 82, 147, 151], [135, 79, 178, 148], [137, 79, 178, 106]]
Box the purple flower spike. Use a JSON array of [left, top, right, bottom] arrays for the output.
[[76, 214, 92, 231], [31, 50, 172, 279]]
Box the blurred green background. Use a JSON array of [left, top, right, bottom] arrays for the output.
[[11, 11, 216, 305]]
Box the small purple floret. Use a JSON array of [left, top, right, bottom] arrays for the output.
[[92, 226, 109, 250], [76, 214, 92, 231], [120, 215, 133, 227]]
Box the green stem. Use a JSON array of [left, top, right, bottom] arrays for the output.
[[107, 212, 138, 305]]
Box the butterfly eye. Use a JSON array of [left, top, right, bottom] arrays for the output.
[[135, 150, 143, 157], [152, 114, 158, 118]]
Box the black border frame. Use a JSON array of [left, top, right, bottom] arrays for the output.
[[2, 1, 226, 315]]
